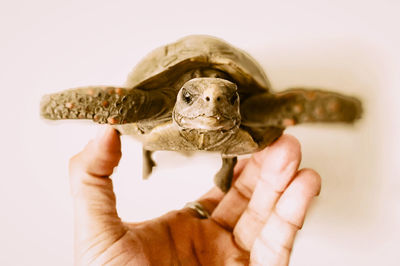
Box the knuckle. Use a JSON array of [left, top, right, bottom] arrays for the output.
[[233, 229, 251, 252], [233, 179, 253, 201]]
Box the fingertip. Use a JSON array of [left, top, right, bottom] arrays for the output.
[[95, 125, 112, 140], [253, 134, 301, 166], [274, 168, 322, 228], [95, 125, 121, 154], [69, 126, 121, 179], [296, 168, 322, 197], [254, 134, 302, 192], [271, 134, 302, 161]]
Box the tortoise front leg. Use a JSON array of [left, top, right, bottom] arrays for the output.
[[142, 148, 156, 180], [40, 86, 173, 124], [214, 156, 237, 192], [241, 89, 362, 127]]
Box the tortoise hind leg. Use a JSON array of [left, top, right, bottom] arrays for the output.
[[142, 148, 156, 179], [214, 156, 237, 192]]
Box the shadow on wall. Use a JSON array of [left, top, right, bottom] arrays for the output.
[[251, 40, 381, 229]]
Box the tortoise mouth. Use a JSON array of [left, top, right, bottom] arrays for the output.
[[173, 112, 240, 131]]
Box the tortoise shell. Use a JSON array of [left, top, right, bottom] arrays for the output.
[[126, 35, 270, 93]]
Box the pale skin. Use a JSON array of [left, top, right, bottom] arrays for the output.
[[69, 126, 321, 265]]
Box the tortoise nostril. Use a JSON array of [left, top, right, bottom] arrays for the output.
[[205, 96, 210, 101]]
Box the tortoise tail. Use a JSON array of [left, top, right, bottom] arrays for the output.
[[241, 89, 362, 127]]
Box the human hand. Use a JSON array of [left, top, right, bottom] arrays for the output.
[[69, 126, 321, 265]]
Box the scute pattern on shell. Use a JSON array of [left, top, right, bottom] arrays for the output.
[[126, 35, 271, 93]]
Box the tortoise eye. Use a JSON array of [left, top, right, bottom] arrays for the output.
[[182, 89, 193, 104], [230, 93, 238, 105]]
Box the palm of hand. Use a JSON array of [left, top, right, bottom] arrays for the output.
[[110, 210, 247, 265], [70, 127, 320, 266]]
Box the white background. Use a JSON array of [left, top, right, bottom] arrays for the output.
[[1, 0, 399, 265]]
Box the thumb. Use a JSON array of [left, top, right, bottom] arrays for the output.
[[69, 126, 126, 260]]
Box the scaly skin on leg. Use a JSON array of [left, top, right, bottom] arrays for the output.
[[240, 89, 363, 128], [214, 156, 238, 192], [40, 86, 173, 124], [142, 148, 156, 179]]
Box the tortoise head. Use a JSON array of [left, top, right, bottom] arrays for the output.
[[173, 78, 240, 131]]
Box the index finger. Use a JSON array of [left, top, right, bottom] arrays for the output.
[[210, 135, 302, 230]]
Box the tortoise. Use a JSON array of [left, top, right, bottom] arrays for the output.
[[40, 35, 362, 192]]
